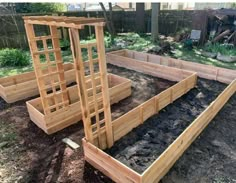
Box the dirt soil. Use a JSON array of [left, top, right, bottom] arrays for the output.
[[0, 64, 235, 183], [0, 64, 174, 183], [107, 64, 176, 120]]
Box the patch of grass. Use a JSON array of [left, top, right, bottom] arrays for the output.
[[0, 65, 34, 77], [113, 33, 155, 51], [204, 43, 236, 56], [171, 43, 236, 70]]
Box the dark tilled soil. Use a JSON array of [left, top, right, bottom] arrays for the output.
[[0, 64, 174, 183], [106, 78, 236, 182], [0, 64, 235, 183], [107, 64, 176, 119]]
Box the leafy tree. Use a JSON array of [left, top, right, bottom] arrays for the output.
[[15, 3, 66, 13]]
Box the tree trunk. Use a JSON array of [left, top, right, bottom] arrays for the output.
[[109, 3, 116, 36], [99, 3, 112, 34], [136, 3, 145, 33], [151, 3, 160, 42], [99, 2, 116, 42]]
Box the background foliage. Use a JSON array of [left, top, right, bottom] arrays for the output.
[[15, 3, 66, 13], [0, 48, 30, 67]]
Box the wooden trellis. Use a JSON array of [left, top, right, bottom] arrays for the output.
[[24, 16, 113, 148], [24, 23, 69, 115]]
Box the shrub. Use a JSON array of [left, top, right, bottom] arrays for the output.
[[60, 39, 70, 50], [0, 48, 30, 67]]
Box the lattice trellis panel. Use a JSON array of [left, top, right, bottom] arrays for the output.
[[25, 24, 69, 115], [24, 16, 114, 149], [69, 26, 113, 149]]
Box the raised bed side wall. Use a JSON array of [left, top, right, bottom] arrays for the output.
[[107, 49, 236, 84], [0, 63, 75, 103], [83, 138, 142, 183], [106, 51, 194, 82]]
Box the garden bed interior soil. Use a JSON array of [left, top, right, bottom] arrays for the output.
[[105, 78, 228, 174], [106, 63, 176, 120]]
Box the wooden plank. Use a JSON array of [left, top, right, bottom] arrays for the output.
[[106, 53, 193, 82], [142, 79, 236, 183], [23, 16, 105, 28], [95, 25, 114, 148], [62, 138, 80, 149], [133, 51, 147, 62], [49, 25, 69, 111], [0, 71, 36, 87], [24, 22, 50, 112], [26, 101, 46, 130], [83, 139, 142, 183], [107, 49, 126, 56], [87, 45, 103, 147], [0, 64, 75, 103], [69, 28, 94, 144], [113, 107, 141, 141]]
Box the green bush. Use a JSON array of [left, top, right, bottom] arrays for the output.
[[60, 39, 70, 48], [0, 48, 30, 67]]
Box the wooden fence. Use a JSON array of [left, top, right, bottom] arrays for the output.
[[0, 10, 195, 49]]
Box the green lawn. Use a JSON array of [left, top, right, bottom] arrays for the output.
[[170, 43, 236, 70], [1, 33, 235, 78], [0, 65, 33, 77]]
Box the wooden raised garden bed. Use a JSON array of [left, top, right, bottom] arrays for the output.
[[0, 63, 75, 103], [82, 51, 236, 183], [107, 49, 236, 84], [26, 74, 131, 134], [83, 57, 198, 181]]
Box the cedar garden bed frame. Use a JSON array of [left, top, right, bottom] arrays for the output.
[[26, 73, 131, 134], [82, 50, 236, 183], [0, 63, 75, 103]]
